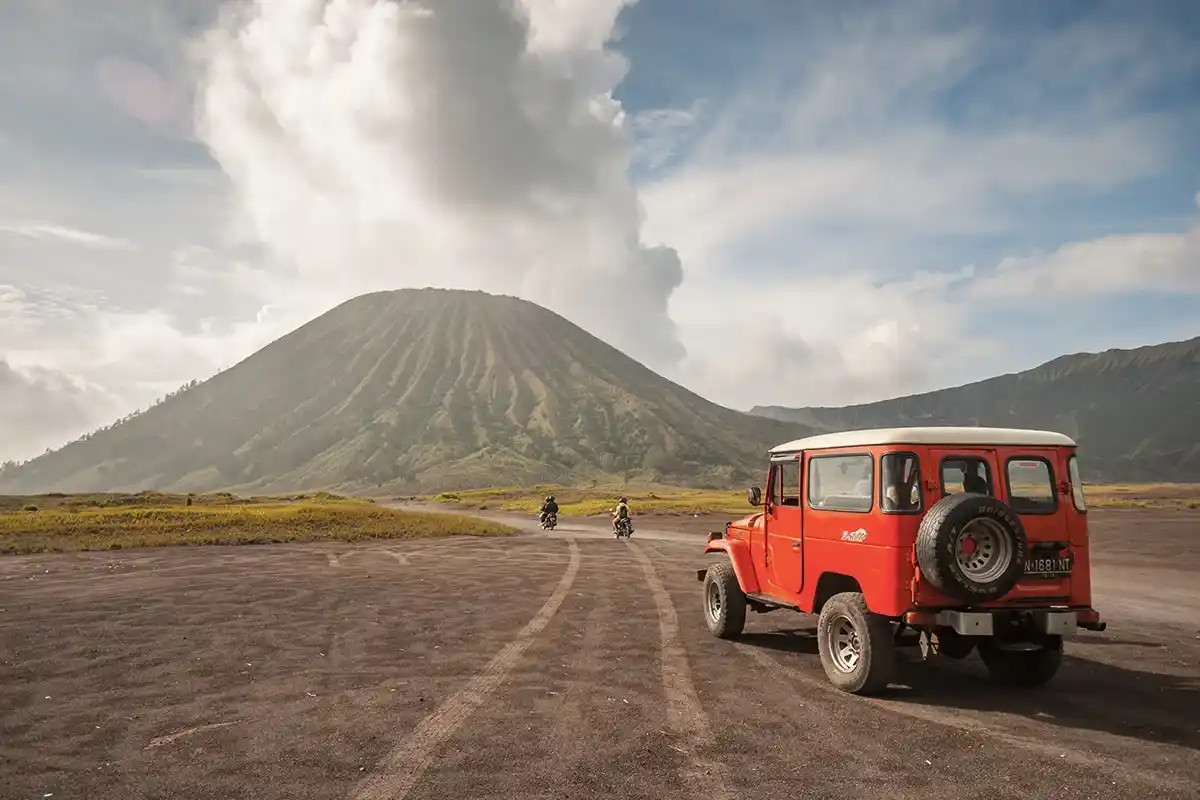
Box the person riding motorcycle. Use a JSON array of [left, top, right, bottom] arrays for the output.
[[612, 496, 632, 535], [539, 495, 559, 526]]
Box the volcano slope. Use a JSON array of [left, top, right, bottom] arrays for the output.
[[0, 288, 805, 495]]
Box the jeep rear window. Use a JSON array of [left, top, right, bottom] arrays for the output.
[[808, 453, 872, 513], [940, 457, 993, 496], [1007, 457, 1057, 515]]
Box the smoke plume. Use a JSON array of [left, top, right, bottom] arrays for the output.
[[193, 0, 685, 366]]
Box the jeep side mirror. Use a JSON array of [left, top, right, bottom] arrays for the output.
[[747, 486, 762, 506]]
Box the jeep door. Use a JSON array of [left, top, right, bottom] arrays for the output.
[[764, 455, 804, 595], [931, 447, 1071, 598], [1000, 450, 1073, 593]]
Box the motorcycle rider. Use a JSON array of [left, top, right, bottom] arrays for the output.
[[539, 495, 559, 526], [612, 496, 632, 535]]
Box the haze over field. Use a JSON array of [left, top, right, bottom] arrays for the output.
[[1, 0, 1198, 465]]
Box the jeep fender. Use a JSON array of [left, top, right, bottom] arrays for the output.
[[703, 538, 760, 595]]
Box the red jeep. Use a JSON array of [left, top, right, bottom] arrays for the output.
[[697, 426, 1106, 695]]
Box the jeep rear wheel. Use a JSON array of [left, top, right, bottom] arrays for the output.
[[817, 592, 895, 695], [978, 636, 1063, 688], [703, 560, 746, 639], [916, 492, 1028, 604]]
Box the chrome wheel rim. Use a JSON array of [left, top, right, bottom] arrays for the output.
[[706, 580, 722, 622], [829, 615, 862, 673], [955, 518, 1013, 583]]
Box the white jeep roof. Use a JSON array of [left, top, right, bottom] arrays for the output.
[[769, 426, 1077, 454]]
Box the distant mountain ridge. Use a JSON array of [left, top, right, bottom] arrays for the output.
[[0, 289, 808, 495], [750, 337, 1200, 482], [2, 290, 1195, 494]]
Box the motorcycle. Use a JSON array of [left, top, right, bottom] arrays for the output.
[[540, 512, 557, 530], [614, 516, 633, 539]]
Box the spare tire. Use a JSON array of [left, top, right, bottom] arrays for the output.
[[916, 492, 1027, 604]]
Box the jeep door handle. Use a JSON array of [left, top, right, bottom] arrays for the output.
[[792, 542, 800, 550]]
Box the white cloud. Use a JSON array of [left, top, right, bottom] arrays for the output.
[[667, 211, 1200, 412], [0, 221, 137, 250], [0, 358, 125, 463], [190, 0, 684, 367], [974, 233, 1200, 299], [518, 0, 630, 53], [970, 193, 1200, 299], [634, 6, 1193, 409], [640, 114, 1172, 272], [96, 55, 193, 139], [0, 281, 293, 455], [666, 264, 987, 410], [627, 102, 704, 171]]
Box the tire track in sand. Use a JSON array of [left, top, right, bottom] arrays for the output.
[[628, 542, 734, 800], [347, 537, 581, 800], [738, 646, 1195, 793]]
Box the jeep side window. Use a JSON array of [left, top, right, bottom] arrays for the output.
[[881, 452, 921, 513], [807, 454, 872, 512], [766, 464, 780, 505], [941, 457, 992, 496], [777, 460, 800, 506], [1067, 455, 1087, 512]]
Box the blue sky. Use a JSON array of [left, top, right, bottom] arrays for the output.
[[0, 0, 1198, 461]]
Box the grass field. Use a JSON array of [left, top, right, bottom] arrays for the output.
[[0, 491, 515, 555], [428, 485, 758, 516], [0, 489, 353, 513], [1081, 482, 1200, 508], [424, 481, 1200, 516], [3, 480, 1193, 556]]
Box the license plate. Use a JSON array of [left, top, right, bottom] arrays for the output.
[[1024, 554, 1073, 579]]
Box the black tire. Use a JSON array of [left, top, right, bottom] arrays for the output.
[[934, 629, 975, 659], [916, 492, 1028, 604], [977, 637, 1063, 688], [817, 592, 896, 695], [703, 560, 746, 639]]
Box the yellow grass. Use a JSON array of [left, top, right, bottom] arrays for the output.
[[428, 485, 751, 516], [1080, 483, 1200, 509], [0, 490, 351, 514], [0, 494, 515, 555]]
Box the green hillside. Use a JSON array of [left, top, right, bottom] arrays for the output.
[[0, 289, 807, 494], [750, 337, 1200, 482]]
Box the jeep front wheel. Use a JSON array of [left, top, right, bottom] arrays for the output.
[[977, 636, 1063, 688], [703, 560, 746, 639], [817, 592, 896, 695]]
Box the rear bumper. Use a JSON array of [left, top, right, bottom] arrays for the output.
[[904, 607, 1106, 637]]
